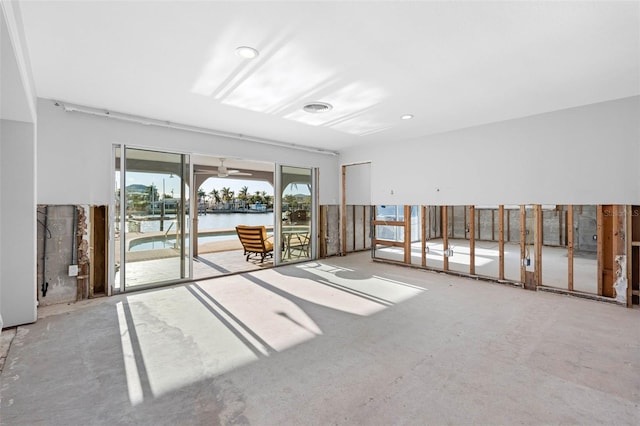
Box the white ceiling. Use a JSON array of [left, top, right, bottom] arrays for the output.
[[18, 1, 640, 152]]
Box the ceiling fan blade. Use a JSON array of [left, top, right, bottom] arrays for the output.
[[228, 170, 252, 176]]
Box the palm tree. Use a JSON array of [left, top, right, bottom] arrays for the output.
[[197, 188, 206, 213], [210, 188, 221, 207], [238, 186, 249, 209], [221, 187, 234, 209], [263, 193, 272, 209]]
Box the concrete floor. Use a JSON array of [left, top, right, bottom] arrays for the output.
[[1, 251, 639, 425]]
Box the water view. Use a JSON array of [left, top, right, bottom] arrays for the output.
[[135, 212, 275, 233]]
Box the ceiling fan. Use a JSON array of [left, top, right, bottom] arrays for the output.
[[194, 158, 252, 178]]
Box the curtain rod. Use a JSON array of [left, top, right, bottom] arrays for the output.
[[54, 100, 339, 156]]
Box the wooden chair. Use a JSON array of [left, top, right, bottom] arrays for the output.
[[235, 225, 273, 263]]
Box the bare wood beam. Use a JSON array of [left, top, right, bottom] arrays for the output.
[[535, 205, 543, 287], [404, 205, 412, 264], [626, 205, 632, 307], [567, 205, 574, 291], [469, 206, 475, 275], [319, 205, 327, 258], [352, 204, 356, 252], [612, 205, 626, 302], [372, 220, 405, 226], [443, 205, 449, 271], [597, 205, 603, 295], [341, 165, 347, 256], [421, 205, 427, 267], [520, 205, 526, 283], [499, 205, 504, 280], [372, 239, 405, 248], [363, 206, 367, 249]]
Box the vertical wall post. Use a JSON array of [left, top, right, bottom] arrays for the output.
[[404, 205, 412, 264], [443, 205, 449, 271], [597, 205, 603, 295], [421, 206, 427, 267], [535, 205, 543, 287], [626, 205, 632, 307], [567, 205, 574, 291], [520, 205, 526, 283], [341, 165, 347, 256], [469, 206, 475, 275], [499, 205, 505, 280]]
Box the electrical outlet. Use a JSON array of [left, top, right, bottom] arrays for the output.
[[68, 265, 78, 277]]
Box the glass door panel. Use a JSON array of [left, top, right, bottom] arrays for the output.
[[119, 147, 189, 289], [279, 165, 314, 263]]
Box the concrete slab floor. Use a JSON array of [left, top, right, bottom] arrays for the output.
[[1, 251, 639, 425]]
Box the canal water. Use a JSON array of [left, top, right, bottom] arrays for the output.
[[137, 212, 274, 233]]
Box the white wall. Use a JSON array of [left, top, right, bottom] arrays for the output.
[[341, 96, 640, 206], [36, 99, 340, 206], [344, 162, 371, 205], [1, 119, 38, 327], [1, 2, 38, 328]]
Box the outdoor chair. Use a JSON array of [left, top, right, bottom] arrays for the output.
[[235, 225, 273, 263]]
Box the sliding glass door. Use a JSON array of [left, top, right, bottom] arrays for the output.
[[277, 165, 316, 263], [114, 147, 190, 291]]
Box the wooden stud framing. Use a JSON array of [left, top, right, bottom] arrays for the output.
[[535, 205, 543, 287], [443, 205, 449, 271], [597, 205, 603, 295], [612, 205, 626, 301], [404, 205, 412, 264], [469, 206, 475, 275], [567, 205, 574, 291], [363, 206, 367, 249], [352, 205, 356, 251], [89, 207, 96, 298], [499, 205, 504, 280], [319, 205, 327, 258], [421, 206, 427, 267], [626, 205, 632, 307], [341, 165, 347, 256], [520, 205, 526, 283]]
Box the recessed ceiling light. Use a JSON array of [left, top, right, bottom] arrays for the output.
[[236, 46, 259, 59], [401, 114, 414, 120], [303, 102, 333, 113]]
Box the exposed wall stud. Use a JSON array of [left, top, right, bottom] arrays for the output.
[[469, 206, 475, 275], [341, 165, 347, 255], [597, 205, 603, 295], [421, 205, 427, 267], [535, 205, 543, 287], [567, 205, 574, 291], [520, 205, 526, 283], [443, 205, 449, 271], [499, 205, 504, 280], [404, 205, 412, 264]]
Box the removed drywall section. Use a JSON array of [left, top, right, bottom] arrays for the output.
[[37, 205, 81, 306]]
